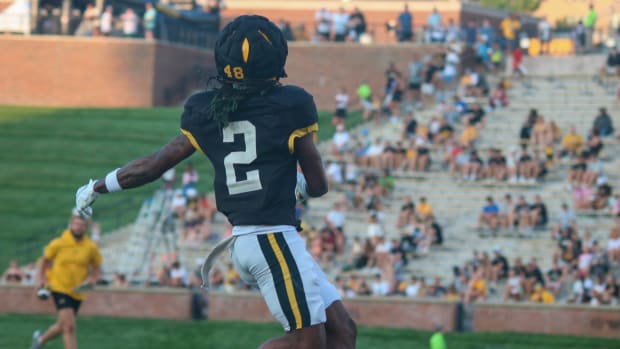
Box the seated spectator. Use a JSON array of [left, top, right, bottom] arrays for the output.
[[516, 146, 538, 184], [558, 203, 576, 230], [112, 273, 129, 288], [604, 274, 619, 305], [170, 261, 189, 287], [598, 47, 620, 81], [546, 261, 564, 297], [416, 197, 433, 221], [523, 258, 545, 296], [560, 126, 584, 158], [463, 103, 486, 128], [514, 196, 532, 229], [568, 272, 593, 304], [325, 159, 344, 185], [490, 248, 509, 282], [464, 269, 487, 303], [485, 148, 507, 181], [402, 112, 418, 140], [593, 107, 615, 137], [325, 202, 346, 253], [371, 274, 390, 296], [592, 181, 613, 210], [460, 120, 478, 147], [489, 81, 509, 109], [582, 152, 604, 187], [503, 268, 523, 301], [609, 227, 620, 263], [208, 267, 224, 291], [529, 195, 549, 228], [478, 197, 501, 230], [223, 262, 241, 292], [2, 260, 24, 284], [331, 124, 350, 155], [530, 115, 553, 147], [461, 150, 484, 182], [499, 194, 516, 229], [359, 138, 384, 168], [444, 95, 468, 125], [357, 80, 378, 122], [530, 283, 555, 304]]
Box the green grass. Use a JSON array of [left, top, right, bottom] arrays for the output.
[[0, 105, 361, 268], [0, 314, 616, 349]]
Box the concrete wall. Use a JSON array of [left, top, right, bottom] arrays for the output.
[[0, 36, 213, 108], [474, 302, 620, 339], [522, 54, 606, 76]]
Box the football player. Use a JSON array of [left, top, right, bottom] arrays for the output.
[[75, 15, 356, 349]]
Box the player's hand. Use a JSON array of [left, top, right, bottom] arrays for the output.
[[295, 172, 309, 201], [75, 179, 99, 217], [36, 285, 51, 301]]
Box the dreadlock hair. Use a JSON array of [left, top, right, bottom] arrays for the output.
[[207, 77, 279, 128]]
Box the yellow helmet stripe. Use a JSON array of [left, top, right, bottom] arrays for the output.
[[242, 38, 250, 63]]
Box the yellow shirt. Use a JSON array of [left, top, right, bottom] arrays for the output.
[[461, 126, 477, 146], [44, 230, 102, 300], [417, 202, 433, 216], [473, 279, 487, 296], [531, 290, 555, 304], [561, 133, 584, 152], [501, 18, 521, 40]]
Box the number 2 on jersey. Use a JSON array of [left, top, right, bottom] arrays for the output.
[[223, 121, 262, 195]]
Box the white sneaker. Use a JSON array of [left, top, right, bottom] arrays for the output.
[[30, 330, 42, 349]]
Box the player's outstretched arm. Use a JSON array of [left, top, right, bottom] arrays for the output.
[[295, 133, 328, 198], [76, 134, 195, 215]]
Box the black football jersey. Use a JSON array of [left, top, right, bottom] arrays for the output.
[[180, 85, 318, 226]]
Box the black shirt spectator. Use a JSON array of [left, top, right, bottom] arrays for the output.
[[606, 49, 620, 68], [530, 199, 548, 226], [492, 251, 509, 278], [593, 107, 614, 136]]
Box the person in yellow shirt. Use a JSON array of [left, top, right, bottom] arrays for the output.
[[460, 120, 478, 147], [561, 126, 584, 157], [416, 196, 434, 220], [31, 211, 102, 349], [500, 13, 521, 52], [530, 283, 555, 304]]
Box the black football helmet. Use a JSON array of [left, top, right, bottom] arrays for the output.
[[214, 15, 288, 82]]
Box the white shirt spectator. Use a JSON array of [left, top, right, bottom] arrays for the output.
[[327, 209, 346, 228], [367, 223, 384, 238], [170, 265, 189, 286], [405, 282, 420, 297], [344, 162, 358, 182], [335, 92, 349, 110], [315, 8, 331, 35], [100, 8, 113, 34], [365, 142, 384, 156], [331, 12, 349, 36], [538, 19, 551, 41], [332, 129, 350, 151], [326, 161, 343, 184], [162, 168, 175, 182], [558, 207, 576, 229], [122, 10, 139, 36], [578, 252, 593, 271], [371, 279, 390, 296], [172, 191, 187, 210], [572, 278, 593, 301], [608, 236, 620, 251]]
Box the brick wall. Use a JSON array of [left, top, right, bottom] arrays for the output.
[[0, 36, 214, 108], [473, 303, 620, 338]]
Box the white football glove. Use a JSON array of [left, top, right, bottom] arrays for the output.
[[295, 172, 309, 201], [75, 179, 99, 217]]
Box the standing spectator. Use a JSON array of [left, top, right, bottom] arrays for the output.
[[427, 7, 442, 31], [573, 20, 586, 52], [396, 4, 413, 42], [445, 18, 460, 43], [100, 5, 114, 36], [121, 8, 139, 38], [463, 20, 477, 46], [538, 16, 552, 55], [593, 107, 615, 137], [75, 3, 100, 36], [479, 19, 494, 45], [349, 7, 367, 42], [143, 2, 157, 40], [333, 87, 349, 126], [500, 13, 521, 52], [315, 7, 331, 41], [408, 54, 424, 105], [278, 19, 294, 41], [584, 3, 597, 52], [331, 7, 349, 42]]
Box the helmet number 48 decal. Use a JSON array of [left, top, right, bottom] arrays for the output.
[[224, 65, 244, 80]]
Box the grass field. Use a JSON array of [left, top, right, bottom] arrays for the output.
[[0, 106, 361, 267], [0, 314, 616, 349]]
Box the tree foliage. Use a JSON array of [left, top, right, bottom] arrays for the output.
[[480, 0, 542, 13]]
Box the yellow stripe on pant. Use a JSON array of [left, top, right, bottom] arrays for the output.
[[267, 233, 303, 329]]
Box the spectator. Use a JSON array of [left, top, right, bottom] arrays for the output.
[[349, 7, 367, 41], [593, 107, 615, 137], [170, 261, 188, 287], [314, 7, 331, 41], [429, 324, 447, 349], [584, 4, 597, 51], [530, 195, 549, 228], [396, 4, 413, 42], [2, 260, 24, 284], [278, 19, 294, 41], [416, 196, 433, 221], [558, 203, 576, 230], [609, 227, 620, 263], [75, 3, 100, 36], [599, 47, 620, 82], [407, 54, 424, 105], [538, 16, 552, 55], [182, 162, 199, 190], [463, 20, 477, 46], [479, 19, 494, 45], [331, 124, 350, 155], [427, 7, 442, 31], [560, 126, 584, 158], [503, 268, 523, 301], [223, 262, 241, 292], [500, 13, 521, 52], [490, 248, 509, 283], [464, 268, 487, 303], [523, 258, 545, 295], [331, 7, 349, 42], [143, 2, 157, 40], [357, 80, 377, 122], [121, 8, 139, 38], [100, 5, 114, 36], [333, 87, 349, 127], [530, 283, 555, 304], [112, 273, 129, 288], [460, 119, 477, 147]]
